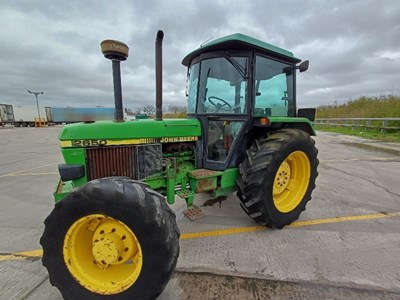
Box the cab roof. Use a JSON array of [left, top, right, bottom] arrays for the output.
[[182, 33, 301, 66]]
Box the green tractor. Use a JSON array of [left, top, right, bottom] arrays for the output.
[[41, 30, 318, 299]]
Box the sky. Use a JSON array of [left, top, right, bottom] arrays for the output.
[[1, 0, 400, 111]]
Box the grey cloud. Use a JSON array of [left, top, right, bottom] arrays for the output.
[[1, 0, 400, 110]]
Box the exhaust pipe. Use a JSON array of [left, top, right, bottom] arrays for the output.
[[155, 30, 164, 121], [100, 40, 129, 122], [112, 60, 124, 122]]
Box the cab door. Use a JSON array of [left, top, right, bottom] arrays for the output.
[[197, 56, 249, 170], [201, 116, 248, 170], [187, 53, 251, 170]]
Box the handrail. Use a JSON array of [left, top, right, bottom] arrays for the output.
[[315, 117, 400, 133]]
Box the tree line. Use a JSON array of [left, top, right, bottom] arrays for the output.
[[316, 95, 400, 118], [125, 105, 187, 116]]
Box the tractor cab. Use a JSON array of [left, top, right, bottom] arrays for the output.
[[182, 33, 310, 171]]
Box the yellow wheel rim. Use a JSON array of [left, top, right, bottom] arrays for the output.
[[63, 214, 143, 295], [273, 151, 311, 213]]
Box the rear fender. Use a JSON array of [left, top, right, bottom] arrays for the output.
[[252, 117, 316, 136]]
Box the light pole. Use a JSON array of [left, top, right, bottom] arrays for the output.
[[28, 90, 44, 127]]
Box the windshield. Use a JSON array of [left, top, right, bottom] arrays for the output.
[[187, 56, 248, 114]]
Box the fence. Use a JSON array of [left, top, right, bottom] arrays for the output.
[[315, 118, 400, 133]]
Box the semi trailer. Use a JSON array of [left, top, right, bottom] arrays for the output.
[[0, 104, 46, 127], [46, 107, 115, 125], [0, 104, 115, 127]]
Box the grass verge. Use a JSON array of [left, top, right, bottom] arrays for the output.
[[316, 125, 400, 143]]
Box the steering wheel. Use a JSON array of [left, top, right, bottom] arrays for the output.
[[207, 96, 232, 111]]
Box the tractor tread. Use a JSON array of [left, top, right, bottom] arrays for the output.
[[237, 129, 318, 229]]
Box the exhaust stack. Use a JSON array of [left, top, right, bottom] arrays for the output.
[[100, 40, 129, 122], [155, 30, 164, 121]]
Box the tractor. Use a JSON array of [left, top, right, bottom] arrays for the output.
[[40, 30, 318, 299]]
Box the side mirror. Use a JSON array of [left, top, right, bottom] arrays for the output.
[[298, 60, 309, 73]]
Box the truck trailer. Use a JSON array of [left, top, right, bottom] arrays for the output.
[[0, 104, 14, 126], [0, 104, 115, 127], [46, 107, 115, 125], [0, 104, 46, 127]]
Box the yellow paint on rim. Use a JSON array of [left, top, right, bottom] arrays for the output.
[[2, 212, 400, 262], [273, 151, 311, 213], [63, 214, 143, 295]]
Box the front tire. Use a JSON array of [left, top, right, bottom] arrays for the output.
[[237, 129, 318, 228], [40, 177, 180, 300]]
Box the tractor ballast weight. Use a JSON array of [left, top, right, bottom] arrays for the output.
[[41, 30, 318, 299]]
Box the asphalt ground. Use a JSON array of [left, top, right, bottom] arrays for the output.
[[0, 126, 400, 299]]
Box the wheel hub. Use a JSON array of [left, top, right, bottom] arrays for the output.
[[273, 160, 291, 195], [91, 220, 137, 267], [63, 214, 142, 295], [92, 233, 123, 265], [273, 151, 311, 213]]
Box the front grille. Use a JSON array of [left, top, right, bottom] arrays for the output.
[[86, 146, 136, 180]]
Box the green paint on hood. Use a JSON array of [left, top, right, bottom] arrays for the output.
[[59, 118, 201, 140]]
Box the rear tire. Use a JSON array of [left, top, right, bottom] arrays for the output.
[[40, 177, 180, 300], [237, 129, 318, 228]]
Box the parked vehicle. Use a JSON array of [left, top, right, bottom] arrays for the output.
[[0, 104, 14, 126], [0, 104, 46, 127], [41, 31, 318, 299], [0, 104, 115, 127], [46, 107, 115, 125]]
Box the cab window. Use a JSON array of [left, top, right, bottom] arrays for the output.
[[254, 56, 294, 117]]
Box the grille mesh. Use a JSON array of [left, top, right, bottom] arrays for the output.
[[86, 146, 136, 180]]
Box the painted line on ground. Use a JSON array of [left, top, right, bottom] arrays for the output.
[[320, 157, 400, 162], [0, 163, 59, 178], [180, 211, 400, 239], [0, 249, 44, 262], [1, 212, 399, 262], [3, 172, 58, 177]]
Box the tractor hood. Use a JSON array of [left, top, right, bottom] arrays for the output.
[[59, 118, 201, 148]]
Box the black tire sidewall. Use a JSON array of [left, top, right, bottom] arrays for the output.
[[41, 177, 179, 300]]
